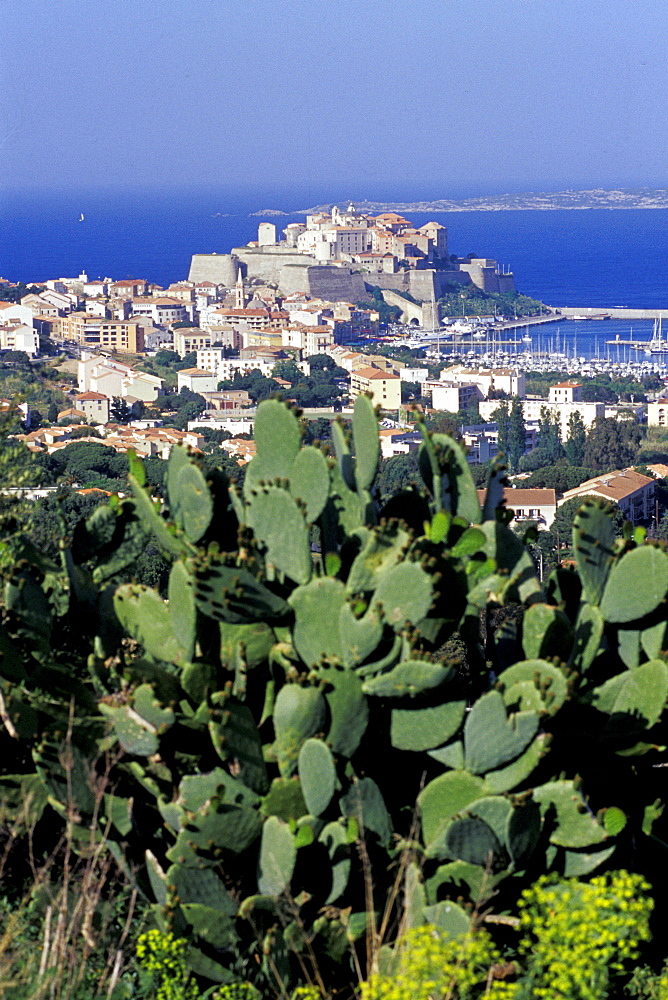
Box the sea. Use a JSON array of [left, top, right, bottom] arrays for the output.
[[3, 185, 668, 362]]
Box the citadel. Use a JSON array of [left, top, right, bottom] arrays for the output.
[[188, 203, 515, 317]]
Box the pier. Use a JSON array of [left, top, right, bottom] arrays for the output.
[[552, 306, 668, 320]]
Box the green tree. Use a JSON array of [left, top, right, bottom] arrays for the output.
[[550, 495, 625, 550], [508, 397, 526, 473], [110, 397, 131, 423], [401, 381, 422, 403], [538, 407, 564, 463], [521, 465, 597, 495], [375, 451, 425, 501], [565, 411, 587, 466], [271, 359, 302, 383], [47, 401, 59, 423], [583, 417, 644, 470], [307, 354, 348, 379], [493, 400, 510, 460]]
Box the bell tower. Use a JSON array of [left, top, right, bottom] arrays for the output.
[[235, 269, 245, 309]]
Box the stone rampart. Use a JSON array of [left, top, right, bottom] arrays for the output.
[[188, 254, 239, 286], [232, 248, 313, 286], [380, 290, 425, 324], [362, 269, 470, 302], [305, 267, 369, 303]]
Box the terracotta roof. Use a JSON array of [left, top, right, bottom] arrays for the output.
[[476, 488, 557, 506], [562, 469, 654, 503], [353, 366, 400, 381], [552, 381, 582, 388]]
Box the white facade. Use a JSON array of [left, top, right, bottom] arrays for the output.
[[0, 324, 39, 356], [177, 369, 218, 394], [0, 303, 34, 327], [479, 398, 605, 440], [400, 368, 429, 383], [441, 365, 525, 399], [648, 398, 668, 427], [424, 380, 482, 412]]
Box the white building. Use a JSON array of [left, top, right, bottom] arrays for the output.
[[0, 324, 39, 356], [78, 355, 163, 402], [475, 488, 558, 530], [177, 368, 218, 394], [479, 398, 605, 440], [423, 380, 482, 412], [647, 397, 668, 427], [561, 469, 656, 525], [400, 368, 429, 383], [441, 365, 525, 399]]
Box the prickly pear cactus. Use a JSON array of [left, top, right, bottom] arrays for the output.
[[3, 402, 668, 997]]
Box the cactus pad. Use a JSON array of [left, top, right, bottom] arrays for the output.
[[600, 546, 668, 623]]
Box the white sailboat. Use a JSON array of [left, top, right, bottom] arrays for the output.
[[79, 213, 85, 222], [645, 316, 668, 354]]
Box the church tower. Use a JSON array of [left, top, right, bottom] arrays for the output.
[[235, 269, 245, 309]]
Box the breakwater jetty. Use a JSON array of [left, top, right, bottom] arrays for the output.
[[552, 306, 668, 320]]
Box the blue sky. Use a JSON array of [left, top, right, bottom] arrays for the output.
[[2, 0, 667, 196]]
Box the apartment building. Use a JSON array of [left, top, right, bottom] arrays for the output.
[[173, 328, 216, 357], [476, 488, 558, 529], [0, 323, 39, 356], [350, 367, 401, 410], [177, 368, 218, 394], [423, 380, 482, 412], [561, 469, 656, 525], [61, 314, 146, 353], [441, 365, 526, 399], [478, 397, 605, 440], [131, 297, 192, 326], [78, 355, 163, 401], [74, 392, 110, 423]]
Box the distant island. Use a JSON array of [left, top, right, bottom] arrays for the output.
[[292, 188, 668, 215]]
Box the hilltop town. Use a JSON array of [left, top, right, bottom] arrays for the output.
[[1, 204, 668, 548]]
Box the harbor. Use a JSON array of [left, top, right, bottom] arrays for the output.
[[388, 314, 668, 377]]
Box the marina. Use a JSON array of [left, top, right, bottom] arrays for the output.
[[387, 315, 668, 378]]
